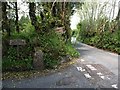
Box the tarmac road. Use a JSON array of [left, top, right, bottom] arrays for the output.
[[2, 42, 119, 89]]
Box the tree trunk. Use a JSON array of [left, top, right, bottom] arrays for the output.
[[29, 2, 40, 31], [2, 2, 10, 36], [64, 2, 71, 43], [15, 2, 19, 33], [116, 2, 120, 30]]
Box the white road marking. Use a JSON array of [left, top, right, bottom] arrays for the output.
[[107, 77, 110, 80], [111, 84, 118, 88], [84, 73, 92, 79], [86, 65, 97, 70], [97, 72, 108, 80], [100, 76, 105, 79], [97, 72, 103, 76], [76, 67, 85, 72], [81, 59, 85, 62]]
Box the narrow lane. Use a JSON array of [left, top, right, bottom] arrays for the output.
[[74, 42, 118, 88], [2, 42, 119, 89], [75, 42, 118, 76]]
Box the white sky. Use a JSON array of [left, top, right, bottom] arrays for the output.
[[70, 13, 80, 30], [70, 0, 120, 29]]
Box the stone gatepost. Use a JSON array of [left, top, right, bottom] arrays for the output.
[[33, 47, 44, 70]]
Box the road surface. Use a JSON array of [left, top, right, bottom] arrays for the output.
[[76, 42, 118, 76], [2, 42, 119, 89]]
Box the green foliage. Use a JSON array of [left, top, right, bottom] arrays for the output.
[[3, 56, 33, 71], [2, 46, 33, 71], [9, 22, 36, 41], [19, 16, 31, 32], [44, 53, 59, 69], [76, 11, 120, 54], [2, 22, 35, 71], [3, 26, 80, 71], [2, 2, 81, 71], [64, 43, 80, 57], [77, 19, 120, 54], [31, 31, 79, 68]]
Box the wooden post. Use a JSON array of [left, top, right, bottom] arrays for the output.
[[9, 39, 26, 60]]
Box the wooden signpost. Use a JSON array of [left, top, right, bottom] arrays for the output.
[[9, 39, 26, 46], [9, 39, 26, 60]]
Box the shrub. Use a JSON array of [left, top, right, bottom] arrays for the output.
[[2, 46, 33, 71], [77, 18, 120, 54], [2, 27, 80, 71], [34, 31, 80, 68]]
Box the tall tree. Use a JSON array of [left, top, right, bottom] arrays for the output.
[[15, 2, 19, 33], [116, 1, 120, 30], [0, 2, 2, 32], [29, 2, 40, 32], [2, 2, 10, 36]]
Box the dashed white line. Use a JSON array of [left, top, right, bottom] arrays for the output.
[[106, 76, 110, 80], [76, 67, 85, 72], [84, 73, 92, 79], [97, 72, 105, 80], [86, 65, 97, 70], [111, 84, 118, 89], [97, 72, 103, 76], [100, 76, 105, 79], [76, 64, 113, 82]]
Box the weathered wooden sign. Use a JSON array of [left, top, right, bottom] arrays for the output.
[[9, 39, 26, 60], [9, 39, 26, 46]]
